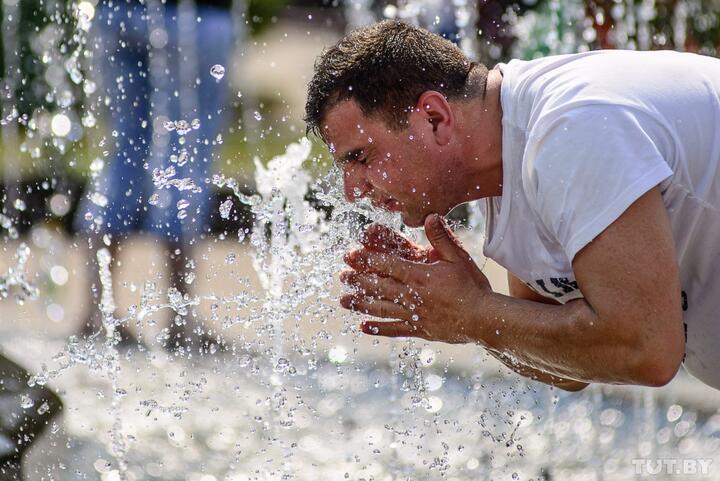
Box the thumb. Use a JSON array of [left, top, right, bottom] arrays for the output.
[[424, 214, 467, 262]]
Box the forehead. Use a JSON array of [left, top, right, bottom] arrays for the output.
[[321, 100, 397, 159], [322, 100, 372, 143]]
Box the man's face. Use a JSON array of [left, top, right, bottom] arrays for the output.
[[322, 100, 458, 228]]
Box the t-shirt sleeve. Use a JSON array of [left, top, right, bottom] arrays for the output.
[[522, 105, 674, 261]]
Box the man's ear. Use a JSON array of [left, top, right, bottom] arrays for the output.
[[413, 91, 454, 146]]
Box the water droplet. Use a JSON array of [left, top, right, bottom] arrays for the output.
[[82, 113, 96, 127], [383, 4, 398, 18], [175, 120, 191, 135], [20, 394, 34, 409], [328, 345, 348, 363], [13, 199, 26, 211], [191, 118, 200, 130], [176, 199, 190, 210], [253, 111, 262, 121], [90, 158, 104, 172], [274, 358, 290, 373], [219, 199, 233, 219], [210, 64, 225, 80], [51, 113, 72, 137], [163, 120, 176, 132], [148, 193, 159, 205], [93, 458, 112, 473], [177, 209, 187, 220], [90, 192, 108, 207], [177, 151, 190, 166]]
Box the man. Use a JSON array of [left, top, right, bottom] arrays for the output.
[[304, 20, 720, 391]]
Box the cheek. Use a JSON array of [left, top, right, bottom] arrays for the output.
[[371, 159, 393, 181]]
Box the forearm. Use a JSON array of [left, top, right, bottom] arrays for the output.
[[470, 293, 664, 385], [486, 347, 588, 391], [501, 272, 587, 390]]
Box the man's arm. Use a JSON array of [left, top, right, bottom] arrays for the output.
[[474, 187, 685, 385], [342, 187, 685, 386], [487, 273, 588, 391]]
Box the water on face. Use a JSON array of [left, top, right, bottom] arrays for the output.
[[2, 1, 720, 480]]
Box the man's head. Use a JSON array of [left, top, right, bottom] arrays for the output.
[[305, 20, 493, 227], [305, 20, 486, 136]]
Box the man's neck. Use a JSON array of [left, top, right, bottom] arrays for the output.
[[458, 68, 504, 201]]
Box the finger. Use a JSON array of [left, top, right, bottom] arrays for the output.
[[346, 250, 417, 284], [344, 248, 374, 273], [340, 294, 410, 320], [361, 224, 428, 262], [360, 320, 426, 338], [424, 214, 469, 263], [340, 271, 421, 306]]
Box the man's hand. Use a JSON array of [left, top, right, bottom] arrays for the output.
[[339, 220, 588, 391], [339, 214, 492, 343]]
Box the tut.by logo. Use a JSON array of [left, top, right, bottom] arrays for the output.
[[632, 458, 713, 476]]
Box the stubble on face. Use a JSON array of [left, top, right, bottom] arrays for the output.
[[322, 100, 457, 227]]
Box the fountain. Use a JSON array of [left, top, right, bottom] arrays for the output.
[[1, 1, 720, 481]]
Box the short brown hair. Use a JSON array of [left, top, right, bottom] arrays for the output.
[[305, 20, 488, 138]]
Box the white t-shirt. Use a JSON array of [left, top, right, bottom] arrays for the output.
[[482, 50, 720, 389]]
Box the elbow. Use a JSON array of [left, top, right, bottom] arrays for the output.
[[637, 356, 682, 387], [632, 333, 685, 387], [556, 380, 589, 392]]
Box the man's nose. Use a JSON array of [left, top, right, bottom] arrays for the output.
[[343, 169, 372, 203]]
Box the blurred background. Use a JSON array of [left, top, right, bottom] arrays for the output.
[[1, 1, 720, 481]]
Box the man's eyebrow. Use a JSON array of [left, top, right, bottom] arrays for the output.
[[335, 148, 364, 166]]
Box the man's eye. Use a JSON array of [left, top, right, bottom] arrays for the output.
[[357, 157, 368, 165]]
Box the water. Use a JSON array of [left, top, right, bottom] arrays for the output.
[[0, 242, 39, 304], [2, 1, 720, 480], [210, 64, 226, 80]]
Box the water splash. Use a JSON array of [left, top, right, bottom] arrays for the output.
[[0, 243, 39, 304]]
